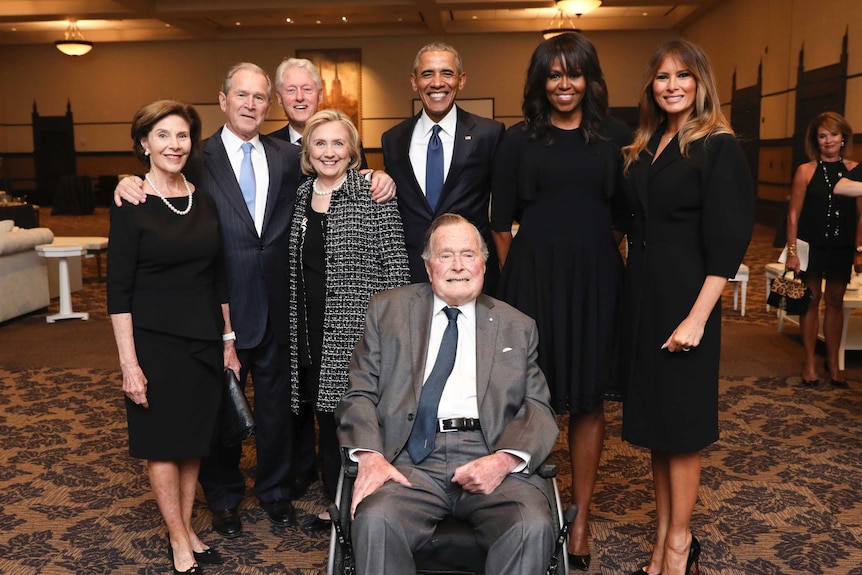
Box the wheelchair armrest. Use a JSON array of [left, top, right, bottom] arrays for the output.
[[537, 455, 557, 479]]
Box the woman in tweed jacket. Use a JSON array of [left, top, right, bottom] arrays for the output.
[[288, 110, 410, 515]]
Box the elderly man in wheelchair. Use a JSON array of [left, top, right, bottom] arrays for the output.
[[330, 215, 573, 575]]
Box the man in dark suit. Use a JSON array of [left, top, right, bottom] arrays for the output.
[[268, 57, 369, 170], [336, 214, 559, 574], [381, 43, 505, 294], [115, 62, 302, 537]]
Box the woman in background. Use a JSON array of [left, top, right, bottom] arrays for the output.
[[784, 112, 859, 388], [620, 39, 754, 575], [490, 32, 630, 570], [109, 100, 237, 574], [287, 109, 410, 527]]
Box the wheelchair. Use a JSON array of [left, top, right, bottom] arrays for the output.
[[327, 455, 576, 575]]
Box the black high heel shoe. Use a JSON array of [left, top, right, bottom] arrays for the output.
[[824, 362, 848, 388], [686, 535, 701, 575], [567, 552, 590, 571], [168, 536, 203, 574]]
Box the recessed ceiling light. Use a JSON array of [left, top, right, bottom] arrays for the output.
[[316, 19, 321, 24], [286, 17, 293, 23], [342, 16, 348, 22], [235, 21, 241, 26], [472, 15, 478, 20]]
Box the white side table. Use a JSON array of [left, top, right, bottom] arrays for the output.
[[52, 236, 109, 280], [35, 243, 89, 322]]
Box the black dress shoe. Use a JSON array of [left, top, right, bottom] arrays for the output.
[[567, 552, 590, 571], [305, 514, 332, 532], [262, 498, 297, 527], [211, 508, 242, 538], [289, 472, 317, 500], [193, 547, 224, 565]]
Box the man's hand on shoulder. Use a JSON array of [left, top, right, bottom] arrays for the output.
[[361, 169, 396, 204], [114, 176, 147, 206], [351, 451, 411, 518], [452, 451, 521, 495]]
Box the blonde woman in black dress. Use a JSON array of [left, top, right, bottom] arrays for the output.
[[620, 40, 754, 575], [109, 100, 238, 574]]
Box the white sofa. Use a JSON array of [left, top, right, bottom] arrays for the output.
[[0, 221, 53, 322]]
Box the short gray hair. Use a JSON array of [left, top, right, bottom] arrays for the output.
[[221, 62, 272, 99], [421, 213, 488, 262], [274, 58, 322, 92], [413, 42, 463, 75]]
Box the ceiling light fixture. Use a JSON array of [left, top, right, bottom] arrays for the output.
[[542, 0, 601, 39], [54, 20, 93, 56]]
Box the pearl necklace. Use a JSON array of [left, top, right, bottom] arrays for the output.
[[313, 176, 345, 197], [820, 156, 844, 240], [145, 172, 193, 216]]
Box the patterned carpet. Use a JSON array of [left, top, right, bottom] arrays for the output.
[[0, 211, 860, 574]]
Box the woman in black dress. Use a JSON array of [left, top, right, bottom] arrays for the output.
[[620, 40, 754, 575], [784, 112, 859, 388], [287, 109, 410, 526], [108, 100, 237, 574], [490, 33, 629, 570]]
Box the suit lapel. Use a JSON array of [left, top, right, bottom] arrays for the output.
[[439, 108, 476, 213], [474, 294, 496, 409], [396, 115, 430, 213], [261, 135, 282, 237], [410, 285, 435, 401], [204, 130, 257, 235]]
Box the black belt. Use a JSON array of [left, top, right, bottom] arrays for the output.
[[437, 417, 481, 433]]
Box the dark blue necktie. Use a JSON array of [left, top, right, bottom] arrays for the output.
[[425, 124, 444, 211], [406, 306, 459, 464]]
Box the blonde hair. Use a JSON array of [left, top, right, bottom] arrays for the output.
[[299, 109, 361, 175], [622, 39, 733, 174]]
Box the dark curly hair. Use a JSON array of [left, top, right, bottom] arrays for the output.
[[522, 32, 609, 144]]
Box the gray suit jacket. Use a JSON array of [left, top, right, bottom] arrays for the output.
[[336, 283, 558, 488]]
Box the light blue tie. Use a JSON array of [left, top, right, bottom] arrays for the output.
[[239, 142, 256, 218], [425, 125, 444, 211], [406, 306, 459, 464]]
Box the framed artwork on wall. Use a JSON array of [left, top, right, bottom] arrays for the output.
[[296, 48, 362, 135]]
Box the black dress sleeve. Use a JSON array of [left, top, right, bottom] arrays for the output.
[[490, 123, 528, 232], [700, 133, 756, 278], [106, 201, 141, 315]]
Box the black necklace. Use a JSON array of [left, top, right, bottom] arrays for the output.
[[821, 156, 844, 240]]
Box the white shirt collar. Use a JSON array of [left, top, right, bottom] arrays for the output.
[[418, 105, 458, 138], [221, 124, 262, 154], [287, 125, 303, 145], [431, 294, 475, 324]]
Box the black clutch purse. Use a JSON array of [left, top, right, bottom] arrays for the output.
[[221, 369, 255, 447]]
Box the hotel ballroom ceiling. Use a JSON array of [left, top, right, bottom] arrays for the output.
[[0, 0, 724, 46]]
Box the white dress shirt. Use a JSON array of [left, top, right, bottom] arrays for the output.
[[221, 126, 270, 235], [426, 297, 479, 420], [409, 106, 458, 199]]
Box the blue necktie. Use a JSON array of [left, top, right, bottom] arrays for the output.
[[425, 124, 444, 211], [239, 142, 256, 218], [406, 306, 460, 464]]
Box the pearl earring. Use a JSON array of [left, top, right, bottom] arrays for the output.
[[144, 149, 150, 156]]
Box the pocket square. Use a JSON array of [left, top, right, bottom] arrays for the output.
[[502, 347, 512, 353]]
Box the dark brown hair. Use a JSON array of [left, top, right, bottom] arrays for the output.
[[131, 99, 202, 166]]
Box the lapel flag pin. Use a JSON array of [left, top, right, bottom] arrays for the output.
[[465, 135, 472, 140]]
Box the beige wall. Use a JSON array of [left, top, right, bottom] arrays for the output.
[[0, 31, 672, 155], [685, 0, 862, 138]]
